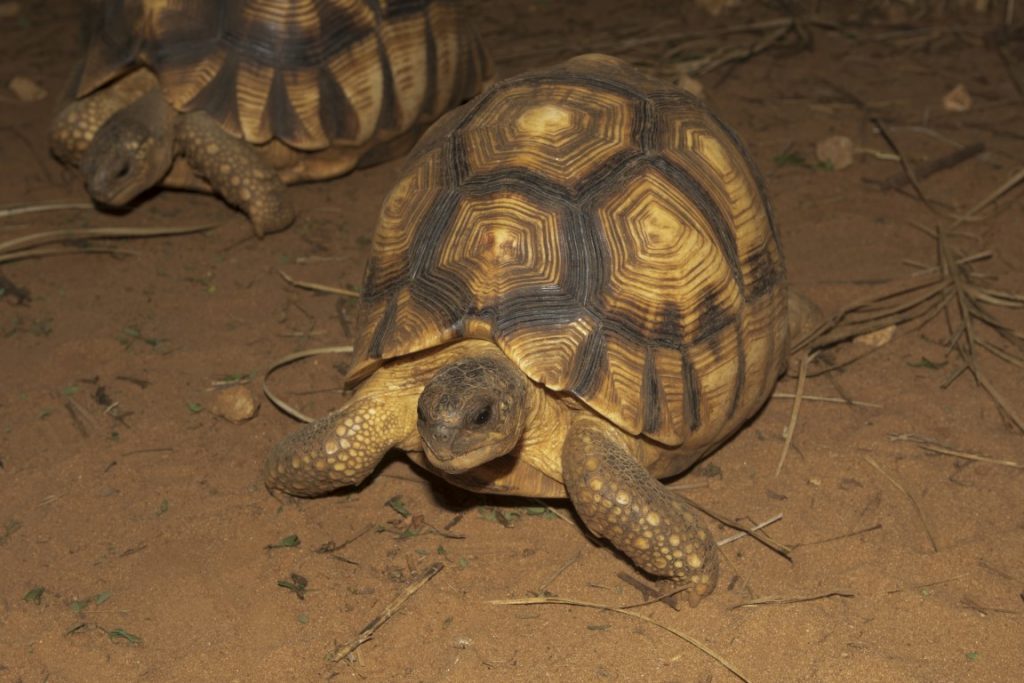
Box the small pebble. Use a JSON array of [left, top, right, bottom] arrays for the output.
[[695, 0, 740, 15], [674, 71, 705, 99], [942, 84, 972, 113], [8, 75, 47, 102], [854, 324, 896, 348], [211, 384, 260, 423], [815, 135, 854, 170]]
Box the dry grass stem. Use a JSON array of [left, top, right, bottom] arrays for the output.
[[277, 268, 360, 297], [536, 551, 582, 593], [489, 595, 750, 682], [0, 201, 93, 218], [615, 580, 694, 610], [890, 433, 1022, 468], [0, 224, 217, 260], [530, 499, 581, 530], [717, 513, 784, 547], [959, 167, 1024, 224], [64, 398, 96, 437], [792, 523, 883, 548], [872, 117, 969, 222], [775, 352, 811, 476], [772, 392, 881, 408], [0, 246, 135, 265], [733, 590, 855, 608], [886, 574, 968, 595], [959, 595, 1021, 616], [868, 142, 985, 191], [615, 572, 690, 610], [863, 455, 939, 553], [330, 562, 444, 663], [793, 163, 1024, 436], [262, 346, 354, 423], [684, 498, 791, 557]]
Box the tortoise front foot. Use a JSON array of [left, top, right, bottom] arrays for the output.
[[176, 111, 294, 236], [264, 396, 411, 497], [562, 416, 719, 606]]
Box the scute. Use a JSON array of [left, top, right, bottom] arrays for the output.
[[71, 0, 492, 151], [461, 82, 639, 191], [351, 54, 788, 450]]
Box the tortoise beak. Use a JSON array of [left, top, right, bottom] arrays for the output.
[[421, 439, 506, 475], [420, 423, 458, 461]]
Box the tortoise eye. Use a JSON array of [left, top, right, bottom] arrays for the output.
[[473, 405, 492, 426]]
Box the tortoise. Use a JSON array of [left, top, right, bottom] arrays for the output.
[[50, 0, 492, 235], [264, 54, 793, 605]]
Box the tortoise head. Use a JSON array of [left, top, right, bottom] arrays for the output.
[[80, 92, 175, 206], [417, 353, 528, 474]]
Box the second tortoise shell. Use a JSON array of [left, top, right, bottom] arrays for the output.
[[349, 54, 790, 452], [73, 0, 492, 152]]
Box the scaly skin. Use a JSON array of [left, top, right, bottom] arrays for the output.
[[176, 112, 294, 235], [266, 340, 721, 605], [561, 415, 719, 606], [52, 71, 294, 235], [50, 70, 155, 166], [264, 394, 418, 496]]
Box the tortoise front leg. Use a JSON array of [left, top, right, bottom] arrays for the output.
[[264, 393, 418, 497], [175, 111, 294, 235], [50, 70, 157, 166], [561, 416, 719, 606]]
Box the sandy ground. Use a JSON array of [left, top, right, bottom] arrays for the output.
[[2, 1, 1023, 681]]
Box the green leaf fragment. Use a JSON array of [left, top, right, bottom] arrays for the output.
[[107, 627, 142, 644], [774, 151, 808, 167], [278, 573, 309, 600], [386, 496, 411, 517], [267, 534, 300, 549]]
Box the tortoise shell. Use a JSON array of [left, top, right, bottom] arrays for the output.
[[350, 54, 789, 451], [73, 0, 492, 152]]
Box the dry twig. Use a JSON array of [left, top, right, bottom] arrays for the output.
[[0, 224, 217, 262], [889, 433, 1022, 468], [732, 590, 855, 608], [772, 392, 881, 408], [867, 142, 986, 191], [262, 346, 354, 422], [0, 201, 93, 218], [793, 166, 1024, 435], [490, 595, 750, 682], [863, 455, 939, 553], [717, 513, 784, 547], [277, 268, 360, 297], [330, 562, 444, 663], [775, 352, 811, 476]]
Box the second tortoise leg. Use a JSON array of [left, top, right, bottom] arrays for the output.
[[175, 111, 294, 235], [561, 415, 719, 606], [50, 70, 158, 166]]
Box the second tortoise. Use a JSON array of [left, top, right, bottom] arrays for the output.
[[51, 0, 492, 234]]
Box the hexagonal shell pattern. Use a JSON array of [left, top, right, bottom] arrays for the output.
[[350, 53, 788, 450]]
